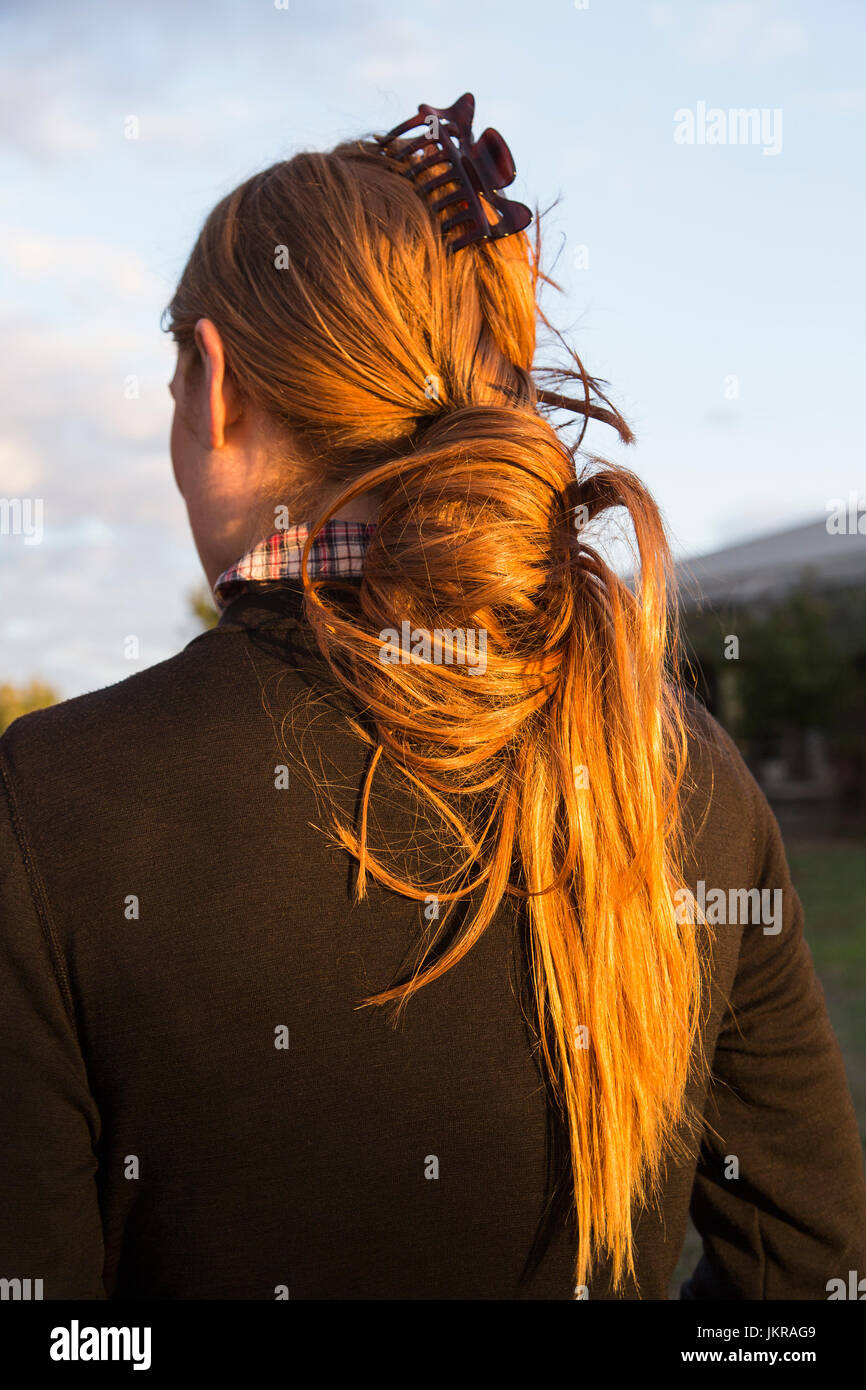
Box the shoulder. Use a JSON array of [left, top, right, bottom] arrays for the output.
[[681, 691, 761, 808], [0, 620, 340, 822], [1, 628, 241, 777], [0, 610, 367, 855], [678, 691, 774, 895]]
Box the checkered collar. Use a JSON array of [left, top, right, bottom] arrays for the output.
[[213, 520, 376, 611]]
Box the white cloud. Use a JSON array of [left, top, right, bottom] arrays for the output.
[[0, 437, 43, 492], [0, 306, 180, 532], [0, 224, 171, 302], [0, 59, 103, 160], [827, 89, 866, 112], [350, 16, 441, 84], [688, 2, 808, 63], [649, 3, 676, 26]]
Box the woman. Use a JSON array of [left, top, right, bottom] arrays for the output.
[[1, 95, 864, 1301]]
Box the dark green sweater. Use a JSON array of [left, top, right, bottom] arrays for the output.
[[1, 586, 864, 1299]]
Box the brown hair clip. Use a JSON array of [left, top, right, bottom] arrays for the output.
[[376, 92, 532, 254]]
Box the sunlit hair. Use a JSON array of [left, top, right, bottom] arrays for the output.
[[166, 135, 711, 1293]]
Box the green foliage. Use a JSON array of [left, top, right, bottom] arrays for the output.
[[736, 588, 853, 736], [0, 680, 60, 735], [682, 582, 866, 747], [189, 584, 220, 631]]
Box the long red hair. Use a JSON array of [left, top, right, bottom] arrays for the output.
[[167, 134, 710, 1292]]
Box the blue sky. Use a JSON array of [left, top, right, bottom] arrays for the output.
[[1, 0, 863, 698]]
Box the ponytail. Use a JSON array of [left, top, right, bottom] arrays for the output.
[[302, 408, 706, 1292]]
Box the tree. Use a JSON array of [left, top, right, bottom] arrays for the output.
[[0, 680, 60, 735], [189, 584, 220, 631]]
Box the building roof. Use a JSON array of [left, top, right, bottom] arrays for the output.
[[675, 514, 866, 608]]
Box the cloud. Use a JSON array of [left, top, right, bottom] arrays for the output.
[[0, 59, 103, 160], [354, 50, 439, 84], [826, 89, 866, 113], [0, 307, 179, 530], [1, 530, 198, 698], [0, 0, 392, 162], [0, 437, 43, 492], [649, 3, 676, 26], [0, 224, 170, 302], [687, 2, 808, 64]]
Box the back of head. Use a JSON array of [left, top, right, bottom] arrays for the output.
[[166, 129, 706, 1294]]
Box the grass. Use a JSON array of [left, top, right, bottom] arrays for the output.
[[788, 841, 866, 1140], [669, 839, 866, 1296]]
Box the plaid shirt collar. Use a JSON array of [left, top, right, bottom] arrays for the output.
[[213, 520, 375, 611]]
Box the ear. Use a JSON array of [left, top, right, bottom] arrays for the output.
[[193, 318, 242, 449]]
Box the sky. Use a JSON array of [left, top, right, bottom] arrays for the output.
[[1, 0, 864, 699]]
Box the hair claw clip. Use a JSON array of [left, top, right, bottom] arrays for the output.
[[377, 92, 532, 253]]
